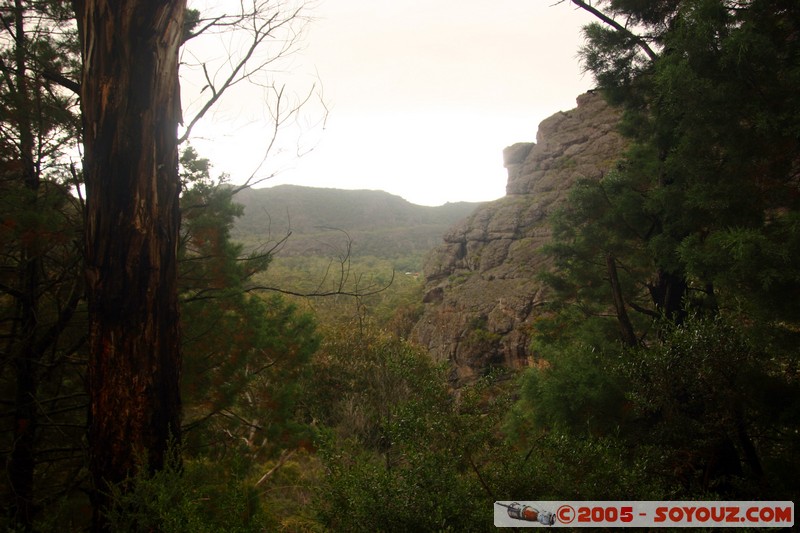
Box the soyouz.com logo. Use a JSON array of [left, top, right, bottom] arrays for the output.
[[493, 501, 794, 528]]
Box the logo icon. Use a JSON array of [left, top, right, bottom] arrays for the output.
[[496, 502, 556, 526]]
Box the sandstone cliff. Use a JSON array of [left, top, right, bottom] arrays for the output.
[[411, 92, 625, 384]]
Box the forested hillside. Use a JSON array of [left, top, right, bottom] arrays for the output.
[[232, 184, 479, 261], [228, 185, 478, 327], [1, 1, 798, 531]]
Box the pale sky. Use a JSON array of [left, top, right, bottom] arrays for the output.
[[181, 0, 598, 206]]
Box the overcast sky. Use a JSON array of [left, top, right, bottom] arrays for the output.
[[182, 0, 599, 206]]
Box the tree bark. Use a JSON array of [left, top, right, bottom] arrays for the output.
[[649, 269, 688, 324], [9, 0, 41, 527], [606, 253, 638, 347], [75, 0, 186, 525]]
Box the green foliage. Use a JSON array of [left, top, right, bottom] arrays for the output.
[[511, 314, 800, 500], [307, 326, 672, 530], [302, 327, 448, 446], [539, 171, 659, 345], [618, 317, 800, 498], [102, 451, 274, 533], [1, 4, 87, 529], [179, 147, 320, 460], [530, 2, 800, 503], [308, 328, 498, 532], [678, 214, 800, 321], [253, 254, 424, 335], [0, 181, 87, 527], [511, 343, 630, 437], [566, 0, 800, 329], [492, 432, 665, 502], [0, 0, 82, 172]]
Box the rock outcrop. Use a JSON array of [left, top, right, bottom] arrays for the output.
[[411, 92, 626, 384]]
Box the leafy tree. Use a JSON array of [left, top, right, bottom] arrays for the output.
[[101, 448, 276, 533], [539, 0, 800, 365], [512, 315, 800, 499], [539, 170, 663, 348], [568, 0, 800, 327], [0, 177, 86, 530], [178, 147, 319, 462], [307, 327, 509, 531], [519, 0, 800, 501], [0, 1, 83, 528], [307, 325, 668, 530], [618, 317, 800, 498]]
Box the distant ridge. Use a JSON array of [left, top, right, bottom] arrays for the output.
[[231, 184, 482, 259]]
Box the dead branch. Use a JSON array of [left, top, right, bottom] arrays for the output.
[[245, 227, 395, 299], [255, 449, 295, 487], [179, 2, 313, 144]]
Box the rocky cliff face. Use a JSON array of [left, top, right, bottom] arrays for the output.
[[411, 92, 625, 384]]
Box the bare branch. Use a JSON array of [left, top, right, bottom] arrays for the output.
[[178, 3, 310, 145], [245, 275, 394, 299], [245, 227, 395, 299], [255, 449, 295, 487], [177, 1, 325, 193], [182, 13, 229, 43]]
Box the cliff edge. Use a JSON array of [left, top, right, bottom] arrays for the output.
[[411, 92, 625, 383]]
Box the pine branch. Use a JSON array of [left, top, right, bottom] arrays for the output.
[[569, 0, 657, 61]]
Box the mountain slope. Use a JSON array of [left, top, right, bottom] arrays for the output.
[[231, 185, 481, 260], [412, 92, 627, 383]]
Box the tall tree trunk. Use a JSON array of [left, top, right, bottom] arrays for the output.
[[649, 269, 688, 324], [606, 253, 638, 347], [9, 0, 41, 527], [75, 0, 186, 526]]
